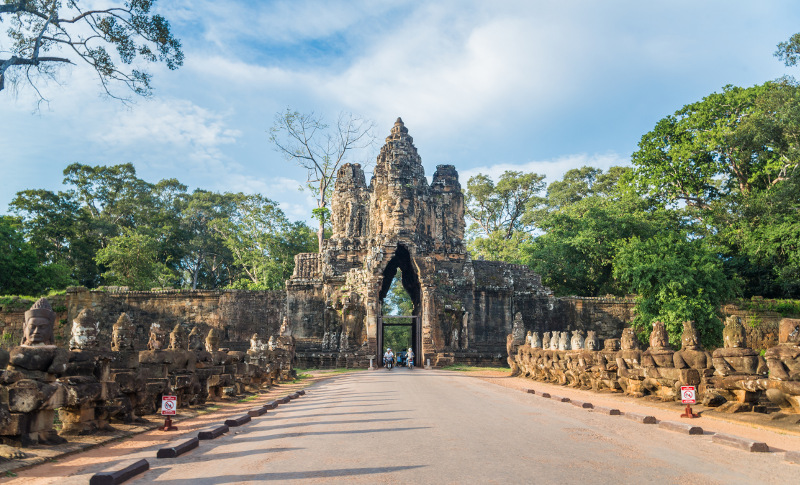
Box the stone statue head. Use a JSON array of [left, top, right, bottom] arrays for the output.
[[22, 297, 56, 346], [205, 328, 220, 352], [148, 323, 165, 351], [280, 317, 292, 337], [621, 328, 640, 350], [531, 332, 542, 349], [585, 331, 600, 351], [558, 331, 570, 351], [649, 321, 671, 350], [512, 312, 525, 343], [188, 326, 204, 351], [603, 338, 621, 352], [69, 308, 99, 351], [525, 330, 532, 346], [542, 331, 551, 350], [168, 324, 186, 350], [549, 332, 559, 350], [250, 333, 262, 352], [779, 318, 800, 345], [722, 316, 746, 349], [112, 313, 136, 351], [268, 335, 276, 351], [570, 330, 584, 350], [680, 321, 701, 350]]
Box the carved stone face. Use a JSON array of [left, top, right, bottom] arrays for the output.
[[621, 328, 639, 350], [250, 333, 262, 351], [23, 317, 54, 346], [570, 330, 584, 350], [558, 332, 570, 351], [112, 313, 136, 352], [549, 332, 559, 350], [69, 309, 99, 351], [603, 338, 621, 352], [205, 329, 220, 352], [169, 325, 186, 350], [22, 298, 56, 346], [649, 321, 670, 349], [188, 327, 204, 351], [585, 331, 600, 351], [268, 335, 276, 351], [531, 332, 541, 349], [680, 321, 701, 350], [542, 332, 551, 350]]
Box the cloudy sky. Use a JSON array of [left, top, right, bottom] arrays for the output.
[[2, 1, 798, 222]]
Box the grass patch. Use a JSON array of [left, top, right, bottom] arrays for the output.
[[442, 364, 511, 372], [236, 395, 259, 403]]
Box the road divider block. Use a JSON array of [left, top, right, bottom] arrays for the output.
[[525, 389, 536, 394], [90, 458, 149, 485], [658, 420, 703, 435], [591, 406, 621, 415], [623, 412, 657, 424], [784, 450, 800, 464], [248, 407, 267, 417], [540, 392, 551, 398], [264, 401, 278, 410], [298, 390, 306, 396], [712, 433, 769, 452], [224, 414, 252, 427], [550, 395, 570, 403], [570, 400, 593, 409], [157, 437, 199, 459], [197, 425, 228, 440]]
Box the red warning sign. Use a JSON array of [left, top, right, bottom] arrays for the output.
[[161, 395, 177, 415], [680, 386, 696, 404]]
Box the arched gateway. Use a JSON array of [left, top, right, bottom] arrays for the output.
[[285, 118, 552, 368]]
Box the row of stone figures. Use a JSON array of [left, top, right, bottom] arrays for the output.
[[507, 315, 800, 415], [0, 298, 296, 455]]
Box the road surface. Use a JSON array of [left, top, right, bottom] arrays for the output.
[[9, 369, 800, 484]]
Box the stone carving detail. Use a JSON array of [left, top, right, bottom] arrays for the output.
[[112, 313, 136, 352], [69, 308, 99, 351]]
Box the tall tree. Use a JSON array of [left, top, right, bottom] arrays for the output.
[[1, 0, 183, 101], [269, 109, 375, 251], [464, 170, 545, 262], [94, 226, 175, 290]]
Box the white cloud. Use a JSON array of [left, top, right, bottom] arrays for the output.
[[460, 152, 629, 186]]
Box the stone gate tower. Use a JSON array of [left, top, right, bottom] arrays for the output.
[[286, 118, 552, 367]]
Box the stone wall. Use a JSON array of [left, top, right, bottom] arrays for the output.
[[1, 288, 286, 352]]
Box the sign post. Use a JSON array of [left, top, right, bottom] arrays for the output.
[[680, 386, 698, 419], [159, 395, 178, 431]]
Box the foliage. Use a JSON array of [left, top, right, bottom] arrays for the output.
[[212, 194, 316, 290], [383, 326, 411, 353], [383, 269, 413, 315], [94, 226, 175, 290], [1, 0, 183, 101], [613, 230, 740, 347], [464, 170, 545, 239], [776, 32, 800, 67], [269, 109, 375, 251], [630, 82, 800, 208], [0, 215, 73, 295]]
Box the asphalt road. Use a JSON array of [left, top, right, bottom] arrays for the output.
[[10, 369, 800, 484], [142, 369, 799, 484]]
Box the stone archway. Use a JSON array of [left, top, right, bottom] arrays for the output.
[[376, 245, 422, 366]]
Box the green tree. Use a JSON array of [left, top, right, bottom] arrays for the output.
[[630, 82, 799, 209], [464, 170, 545, 262], [0, 215, 39, 294], [613, 231, 739, 348], [1, 0, 183, 100], [212, 194, 316, 290], [269, 109, 375, 251], [383, 269, 413, 316], [94, 226, 175, 290]]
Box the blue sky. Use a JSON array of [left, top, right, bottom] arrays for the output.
[[2, 1, 798, 223]]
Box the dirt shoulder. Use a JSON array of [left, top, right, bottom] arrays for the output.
[[458, 368, 800, 453]]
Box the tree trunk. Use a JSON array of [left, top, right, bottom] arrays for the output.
[[317, 220, 324, 253]]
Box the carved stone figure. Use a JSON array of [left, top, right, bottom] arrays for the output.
[[531, 332, 542, 349], [705, 316, 767, 411], [205, 328, 220, 353], [20, 297, 56, 347], [168, 324, 187, 351], [511, 313, 525, 344], [616, 328, 645, 397], [761, 318, 800, 413], [642, 321, 683, 401], [111, 313, 136, 352], [592, 338, 621, 392], [69, 309, 99, 351], [188, 326, 205, 352]]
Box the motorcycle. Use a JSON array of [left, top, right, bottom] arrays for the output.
[[384, 356, 394, 370], [407, 356, 414, 370]]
